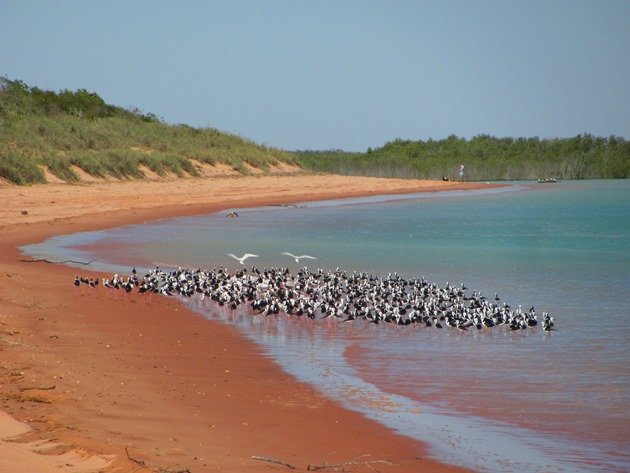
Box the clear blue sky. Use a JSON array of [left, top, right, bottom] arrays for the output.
[[2, 0, 629, 151]]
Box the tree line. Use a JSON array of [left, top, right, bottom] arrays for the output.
[[1, 76, 627, 184], [295, 134, 629, 180]]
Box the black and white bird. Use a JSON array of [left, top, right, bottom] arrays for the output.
[[75, 262, 556, 336]]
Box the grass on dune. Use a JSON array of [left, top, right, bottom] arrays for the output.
[[2, 77, 627, 185], [0, 77, 300, 185]]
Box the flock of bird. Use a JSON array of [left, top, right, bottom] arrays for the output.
[[73, 252, 556, 332]]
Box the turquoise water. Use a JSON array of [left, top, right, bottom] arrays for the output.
[[23, 180, 630, 472]]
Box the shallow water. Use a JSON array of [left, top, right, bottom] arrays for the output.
[[24, 180, 630, 472]]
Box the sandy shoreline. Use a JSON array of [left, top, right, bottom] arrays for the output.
[[0, 175, 492, 473]]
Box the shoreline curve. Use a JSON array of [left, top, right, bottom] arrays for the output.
[[0, 174, 492, 473]]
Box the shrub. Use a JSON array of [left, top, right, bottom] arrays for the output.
[[0, 150, 46, 184], [42, 155, 79, 182], [69, 151, 107, 177], [101, 150, 143, 179]]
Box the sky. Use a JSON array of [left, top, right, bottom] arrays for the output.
[[1, 1, 629, 151]]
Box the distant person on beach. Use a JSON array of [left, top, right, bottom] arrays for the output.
[[458, 163, 465, 182]]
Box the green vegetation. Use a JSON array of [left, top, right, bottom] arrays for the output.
[[0, 77, 298, 185], [2, 77, 627, 185], [296, 134, 629, 181]]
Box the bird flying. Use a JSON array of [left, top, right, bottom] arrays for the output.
[[281, 252, 317, 263], [227, 253, 259, 265]]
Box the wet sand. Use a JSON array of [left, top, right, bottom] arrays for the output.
[[0, 174, 493, 472]]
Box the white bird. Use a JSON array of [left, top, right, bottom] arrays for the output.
[[281, 252, 317, 263], [227, 253, 259, 265]]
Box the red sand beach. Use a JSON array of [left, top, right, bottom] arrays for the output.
[[0, 174, 495, 473]]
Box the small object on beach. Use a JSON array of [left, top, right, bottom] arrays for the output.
[[281, 252, 317, 264], [227, 253, 258, 265], [226, 211, 239, 218], [21, 210, 28, 215]]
